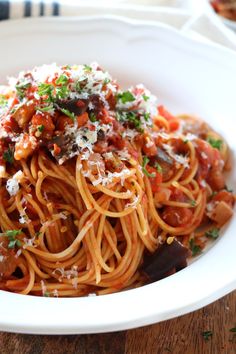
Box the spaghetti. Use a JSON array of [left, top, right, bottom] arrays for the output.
[[0, 63, 234, 297]]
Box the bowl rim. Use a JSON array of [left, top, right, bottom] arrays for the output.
[[0, 15, 235, 335]]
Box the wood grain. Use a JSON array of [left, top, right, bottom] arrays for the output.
[[0, 291, 235, 354]]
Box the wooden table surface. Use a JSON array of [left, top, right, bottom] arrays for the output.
[[0, 291, 235, 354]]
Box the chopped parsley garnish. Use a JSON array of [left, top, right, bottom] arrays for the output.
[[230, 327, 236, 333], [89, 112, 97, 122], [38, 83, 54, 98], [0, 229, 22, 249], [37, 125, 45, 133], [55, 85, 69, 100], [205, 228, 220, 239], [15, 81, 31, 99], [202, 331, 213, 341], [60, 108, 76, 120], [103, 78, 110, 85], [126, 112, 142, 130], [117, 111, 143, 132], [84, 64, 92, 72], [142, 94, 149, 101], [0, 94, 7, 107], [117, 91, 135, 104], [38, 76, 69, 101], [3, 148, 14, 164], [189, 239, 201, 256], [5, 230, 21, 238], [75, 77, 87, 93], [143, 112, 150, 121], [211, 191, 217, 198], [36, 104, 54, 113], [142, 156, 155, 178], [43, 291, 50, 297], [190, 200, 196, 207], [154, 162, 162, 173], [55, 74, 69, 86], [207, 137, 222, 150]]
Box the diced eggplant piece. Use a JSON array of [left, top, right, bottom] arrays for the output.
[[55, 94, 104, 117], [150, 147, 173, 166], [55, 99, 88, 116], [149, 147, 174, 181], [141, 239, 190, 283]]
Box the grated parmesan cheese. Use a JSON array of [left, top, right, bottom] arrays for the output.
[[23, 237, 37, 249], [15, 249, 22, 258], [117, 149, 131, 161], [53, 289, 59, 297], [6, 170, 24, 196], [125, 195, 139, 209], [200, 179, 207, 188], [40, 280, 47, 295], [122, 128, 138, 139], [201, 152, 208, 160]]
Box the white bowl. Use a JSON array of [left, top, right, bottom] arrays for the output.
[[0, 16, 235, 334]]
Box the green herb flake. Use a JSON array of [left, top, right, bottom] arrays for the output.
[[5, 230, 22, 237], [55, 74, 69, 86], [205, 228, 220, 239], [55, 86, 69, 100], [35, 104, 54, 113], [211, 191, 217, 198], [84, 64, 92, 72], [0, 94, 8, 107], [103, 78, 111, 85], [43, 291, 50, 297], [89, 112, 97, 122], [0, 229, 22, 249], [8, 239, 22, 249], [75, 77, 87, 93], [37, 125, 45, 133], [202, 331, 213, 341], [143, 112, 150, 122], [38, 83, 54, 98], [15, 81, 31, 99], [117, 91, 135, 104], [142, 156, 156, 178], [189, 239, 201, 256], [230, 327, 236, 333], [3, 148, 14, 164], [142, 94, 149, 102], [190, 200, 196, 207], [60, 108, 76, 121], [154, 162, 162, 173], [207, 137, 222, 150], [183, 139, 188, 144], [117, 111, 143, 132]]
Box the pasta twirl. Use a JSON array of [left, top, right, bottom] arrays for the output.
[[0, 63, 234, 297]]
